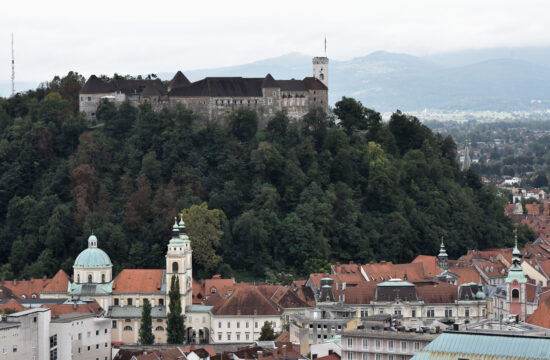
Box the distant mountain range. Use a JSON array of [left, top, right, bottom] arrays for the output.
[[4, 46, 550, 113]]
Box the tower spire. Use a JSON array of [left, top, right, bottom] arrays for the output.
[[11, 33, 15, 97]]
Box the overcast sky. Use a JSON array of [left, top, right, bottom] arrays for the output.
[[2, 0, 549, 81]]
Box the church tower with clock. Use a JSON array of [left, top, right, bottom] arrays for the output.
[[166, 217, 193, 314]]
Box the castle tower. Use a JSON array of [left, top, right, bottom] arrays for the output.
[[166, 217, 193, 314], [438, 239, 448, 271], [506, 233, 527, 321], [312, 57, 329, 88]]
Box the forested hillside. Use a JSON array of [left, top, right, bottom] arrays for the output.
[[0, 73, 518, 281]]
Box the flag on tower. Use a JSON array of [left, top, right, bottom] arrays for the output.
[[324, 36, 327, 55]]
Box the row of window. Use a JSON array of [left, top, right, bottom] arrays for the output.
[[360, 308, 475, 318], [215, 99, 259, 106], [76, 273, 107, 283], [217, 332, 255, 341], [218, 321, 267, 329], [347, 353, 407, 360], [346, 338, 420, 352], [1, 345, 17, 353], [121, 326, 164, 331], [113, 298, 164, 306]]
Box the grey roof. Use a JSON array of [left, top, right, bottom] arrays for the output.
[[0, 322, 20, 330], [80, 76, 167, 95], [69, 282, 112, 296], [0, 298, 66, 306], [412, 332, 550, 360], [345, 328, 439, 341], [169, 71, 191, 89], [51, 312, 96, 323], [107, 305, 166, 318], [6, 308, 49, 317], [169, 77, 264, 97]]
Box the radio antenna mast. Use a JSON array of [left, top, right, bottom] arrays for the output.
[[11, 33, 15, 96]]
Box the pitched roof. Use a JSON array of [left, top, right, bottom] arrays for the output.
[[452, 267, 483, 285], [0, 278, 50, 298], [343, 283, 377, 304], [112, 269, 164, 293], [169, 71, 191, 89], [0, 286, 16, 300], [274, 331, 290, 343], [42, 270, 70, 293], [316, 354, 340, 360], [412, 255, 440, 277], [331, 262, 367, 285], [212, 286, 281, 316], [257, 285, 311, 309], [361, 262, 424, 282], [169, 77, 264, 97], [41, 301, 103, 317], [80, 75, 115, 93], [414, 281, 458, 303], [0, 299, 25, 313], [261, 74, 279, 88], [141, 84, 162, 97], [80, 76, 167, 95], [529, 296, 550, 329]]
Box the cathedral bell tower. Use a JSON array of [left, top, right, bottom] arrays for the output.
[[438, 238, 448, 271], [166, 217, 193, 314]]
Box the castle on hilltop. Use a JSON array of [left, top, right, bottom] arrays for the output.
[[79, 56, 329, 125]]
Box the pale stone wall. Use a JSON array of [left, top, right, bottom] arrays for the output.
[[2, 308, 50, 360], [74, 266, 112, 285], [111, 318, 167, 344], [210, 315, 281, 344], [50, 315, 111, 360]]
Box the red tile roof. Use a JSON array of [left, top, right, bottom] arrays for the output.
[[0, 299, 25, 313], [343, 283, 377, 305], [212, 286, 280, 316], [316, 354, 340, 360], [0, 278, 50, 298], [415, 281, 458, 303], [412, 255, 440, 277], [41, 301, 103, 317], [361, 262, 424, 282], [451, 267, 484, 285], [112, 269, 164, 293], [275, 331, 290, 343], [331, 263, 366, 285], [527, 296, 550, 329], [42, 270, 70, 293]]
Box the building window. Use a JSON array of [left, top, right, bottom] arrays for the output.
[[88, 97, 91, 101], [155, 326, 164, 331], [347, 353, 352, 360], [362, 354, 368, 360], [102, 274, 105, 283], [273, 321, 276, 328], [389, 356, 394, 360], [227, 333, 231, 341], [218, 333, 222, 341], [172, 262, 179, 273], [465, 308, 470, 318], [394, 309, 401, 315], [219, 322, 222, 328], [114, 299, 119, 306], [411, 310, 416, 317], [159, 298, 164, 306], [88, 274, 92, 283], [512, 289, 519, 299], [401, 342, 407, 351], [445, 309, 453, 318], [127, 298, 133, 306], [375, 355, 380, 360], [123, 326, 132, 331], [414, 342, 420, 351], [78, 333, 82, 340], [255, 322, 258, 328], [363, 339, 368, 349], [246, 333, 250, 340], [237, 322, 240, 328], [237, 333, 241, 341], [96, 330, 99, 335], [49, 334, 57, 348], [427, 309, 434, 318], [360, 310, 368, 317], [49, 349, 57, 360], [347, 338, 353, 347], [227, 321, 231, 328], [388, 340, 394, 350]]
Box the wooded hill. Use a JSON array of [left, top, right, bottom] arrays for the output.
[[0, 72, 524, 281]]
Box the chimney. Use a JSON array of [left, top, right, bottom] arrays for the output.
[[12, 279, 16, 286]]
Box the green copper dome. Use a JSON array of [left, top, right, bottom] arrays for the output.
[[74, 235, 112, 268]]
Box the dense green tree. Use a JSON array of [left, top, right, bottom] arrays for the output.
[[228, 108, 258, 142], [334, 96, 368, 135], [139, 299, 155, 345], [167, 276, 185, 344], [258, 321, 275, 341]]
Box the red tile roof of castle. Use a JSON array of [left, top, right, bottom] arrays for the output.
[[414, 281, 458, 303], [112, 269, 164, 293], [42, 270, 70, 293]]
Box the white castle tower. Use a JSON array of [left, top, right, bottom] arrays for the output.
[[166, 217, 193, 314], [313, 56, 329, 88]]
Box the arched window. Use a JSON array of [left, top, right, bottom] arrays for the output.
[[77, 274, 80, 283], [31, 294, 37, 299], [123, 326, 132, 331], [101, 274, 106, 283], [172, 262, 179, 273], [88, 274, 92, 283], [512, 289, 520, 299], [155, 326, 165, 331]]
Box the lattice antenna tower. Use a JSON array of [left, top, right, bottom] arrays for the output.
[[11, 33, 15, 96]]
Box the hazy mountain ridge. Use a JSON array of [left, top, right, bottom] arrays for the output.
[[4, 47, 550, 112]]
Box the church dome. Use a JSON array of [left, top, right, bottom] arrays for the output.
[[74, 235, 112, 268]]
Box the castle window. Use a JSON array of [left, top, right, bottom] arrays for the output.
[[127, 298, 133, 306], [155, 326, 164, 331], [88, 274, 92, 283], [101, 274, 105, 283], [77, 274, 80, 283], [88, 97, 91, 101], [255, 100, 258, 104], [172, 262, 179, 273], [320, 74, 324, 80], [512, 289, 520, 299], [240, 100, 243, 104]]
